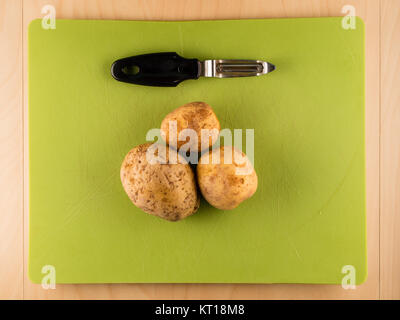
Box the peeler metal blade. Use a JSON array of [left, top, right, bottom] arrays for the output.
[[198, 59, 276, 78]]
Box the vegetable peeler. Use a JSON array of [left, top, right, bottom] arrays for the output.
[[111, 52, 275, 87]]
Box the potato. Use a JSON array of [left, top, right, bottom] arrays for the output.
[[197, 146, 258, 210], [120, 143, 200, 221], [161, 101, 220, 152]]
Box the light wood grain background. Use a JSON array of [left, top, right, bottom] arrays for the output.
[[0, 0, 398, 299]]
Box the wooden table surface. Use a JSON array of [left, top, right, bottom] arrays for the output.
[[0, 0, 399, 300]]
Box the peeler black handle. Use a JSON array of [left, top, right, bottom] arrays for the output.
[[111, 52, 199, 87]]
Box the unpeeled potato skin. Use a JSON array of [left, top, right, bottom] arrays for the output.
[[197, 146, 258, 210], [120, 143, 200, 221], [160, 101, 220, 152]]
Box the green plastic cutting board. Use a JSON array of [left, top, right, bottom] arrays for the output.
[[29, 17, 366, 284]]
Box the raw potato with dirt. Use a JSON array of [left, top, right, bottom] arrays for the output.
[[160, 101, 220, 152], [197, 146, 258, 210], [120, 143, 200, 221]]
